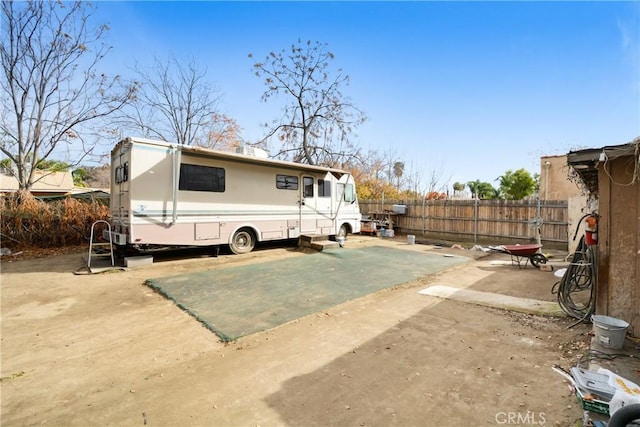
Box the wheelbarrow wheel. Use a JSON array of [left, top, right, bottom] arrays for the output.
[[531, 253, 548, 268]]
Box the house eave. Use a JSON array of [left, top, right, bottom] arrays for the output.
[[567, 137, 640, 194]]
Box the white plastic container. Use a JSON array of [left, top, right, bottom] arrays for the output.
[[407, 235, 416, 245]]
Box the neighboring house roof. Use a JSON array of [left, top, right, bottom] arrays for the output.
[[69, 186, 110, 194], [0, 170, 75, 194], [36, 189, 110, 204]]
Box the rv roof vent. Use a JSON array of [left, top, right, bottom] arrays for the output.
[[236, 146, 269, 158]]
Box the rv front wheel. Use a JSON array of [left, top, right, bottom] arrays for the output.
[[338, 224, 349, 239], [230, 228, 255, 254]]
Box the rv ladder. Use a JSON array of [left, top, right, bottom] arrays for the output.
[[87, 220, 114, 269]]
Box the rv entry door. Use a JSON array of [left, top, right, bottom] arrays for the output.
[[300, 175, 318, 234]]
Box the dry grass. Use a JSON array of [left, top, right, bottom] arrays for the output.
[[1, 195, 110, 250]]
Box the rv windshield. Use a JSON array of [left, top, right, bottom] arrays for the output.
[[338, 183, 356, 203]]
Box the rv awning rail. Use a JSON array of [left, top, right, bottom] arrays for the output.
[[122, 137, 349, 178]]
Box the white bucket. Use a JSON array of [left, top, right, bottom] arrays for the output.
[[592, 315, 629, 350], [385, 229, 394, 238], [407, 235, 416, 245]]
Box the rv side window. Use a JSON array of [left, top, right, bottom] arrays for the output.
[[115, 162, 129, 184], [179, 164, 225, 192], [276, 174, 298, 190], [303, 177, 314, 197], [338, 183, 356, 203], [318, 179, 331, 197]]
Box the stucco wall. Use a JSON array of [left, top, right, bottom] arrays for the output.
[[596, 156, 640, 337], [540, 155, 587, 255], [540, 155, 582, 200]]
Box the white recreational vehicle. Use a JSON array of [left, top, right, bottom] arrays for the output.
[[104, 137, 362, 254]]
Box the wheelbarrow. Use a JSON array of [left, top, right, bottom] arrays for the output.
[[490, 243, 548, 269]]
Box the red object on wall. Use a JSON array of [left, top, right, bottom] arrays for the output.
[[584, 215, 598, 245]]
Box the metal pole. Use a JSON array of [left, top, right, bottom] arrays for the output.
[[536, 194, 542, 246], [171, 145, 181, 226], [422, 194, 426, 237]]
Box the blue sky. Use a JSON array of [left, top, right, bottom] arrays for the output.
[[95, 1, 639, 190]]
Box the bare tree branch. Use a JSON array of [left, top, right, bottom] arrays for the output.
[[0, 0, 136, 194], [249, 39, 366, 166], [117, 55, 223, 146]]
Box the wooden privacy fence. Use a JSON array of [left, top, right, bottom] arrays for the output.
[[359, 199, 569, 250]]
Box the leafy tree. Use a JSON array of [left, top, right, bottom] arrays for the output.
[[355, 176, 399, 201], [452, 182, 466, 198], [0, 157, 11, 172], [72, 168, 89, 187], [249, 39, 366, 165], [343, 146, 450, 200], [0, 158, 71, 173], [344, 156, 400, 201], [533, 172, 541, 194], [121, 55, 222, 146], [0, 1, 136, 197], [35, 160, 70, 172], [366, 152, 386, 181], [467, 180, 496, 199], [425, 191, 447, 200], [496, 168, 536, 200], [206, 113, 243, 151], [489, 186, 505, 200]]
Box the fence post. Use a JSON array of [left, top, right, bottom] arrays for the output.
[[474, 196, 478, 244]]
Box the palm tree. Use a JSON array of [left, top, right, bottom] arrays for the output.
[[393, 162, 404, 190]]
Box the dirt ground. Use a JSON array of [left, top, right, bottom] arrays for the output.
[[1, 236, 592, 426]]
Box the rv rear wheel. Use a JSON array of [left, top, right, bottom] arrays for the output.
[[230, 228, 255, 254]]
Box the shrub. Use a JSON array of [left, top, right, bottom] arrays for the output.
[[1, 195, 110, 249]]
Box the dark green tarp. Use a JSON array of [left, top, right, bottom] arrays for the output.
[[145, 245, 469, 342]]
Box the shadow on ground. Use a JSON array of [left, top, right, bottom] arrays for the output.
[[263, 299, 581, 427]]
